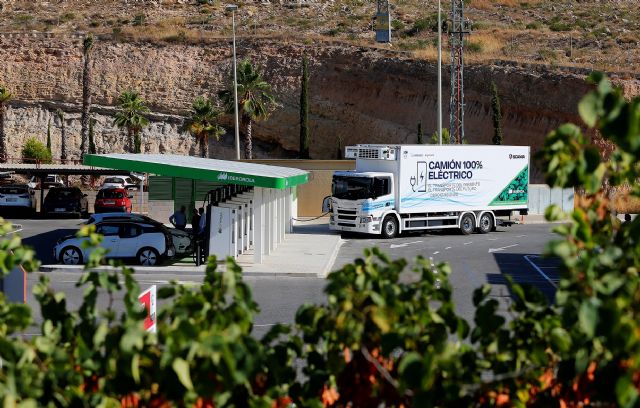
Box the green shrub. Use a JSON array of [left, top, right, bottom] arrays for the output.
[[464, 39, 483, 53], [526, 21, 541, 30], [22, 137, 52, 163], [132, 13, 146, 26], [391, 19, 405, 31], [59, 12, 76, 23]]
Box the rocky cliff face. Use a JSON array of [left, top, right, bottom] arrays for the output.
[[1, 33, 639, 182]]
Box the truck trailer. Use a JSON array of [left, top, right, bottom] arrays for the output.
[[323, 144, 530, 238]]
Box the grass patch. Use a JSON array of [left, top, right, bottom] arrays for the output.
[[464, 39, 483, 53], [59, 12, 76, 23]]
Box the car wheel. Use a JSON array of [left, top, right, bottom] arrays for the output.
[[478, 213, 493, 234], [381, 215, 399, 239], [61, 246, 83, 265], [137, 247, 160, 266], [459, 213, 475, 235]]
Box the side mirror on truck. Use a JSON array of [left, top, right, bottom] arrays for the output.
[[322, 196, 332, 213]]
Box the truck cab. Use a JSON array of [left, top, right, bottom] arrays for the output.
[[328, 171, 395, 235]]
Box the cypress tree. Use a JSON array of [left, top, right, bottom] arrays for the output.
[[46, 118, 52, 154], [299, 56, 310, 159], [491, 81, 503, 145], [57, 109, 67, 162], [88, 117, 96, 154], [417, 122, 424, 144]]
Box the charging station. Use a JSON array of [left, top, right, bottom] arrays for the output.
[[84, 154, 309, 265]]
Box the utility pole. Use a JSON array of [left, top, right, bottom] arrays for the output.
[[449, 0, 470, 144]]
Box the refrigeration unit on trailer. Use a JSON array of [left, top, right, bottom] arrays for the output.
[[323, 144, 530, 238]]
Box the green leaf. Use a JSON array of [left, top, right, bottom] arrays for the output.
[[579, 92, 600, 127], [132, 353, 140, 384], [371, 307, 391, 333], [579, 299, 599, 338], [550, 327, 572, 353], [172, 358, 194, 390], [616, 374, 639, 408]]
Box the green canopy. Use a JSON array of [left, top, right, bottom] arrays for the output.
[[83, 154, 309, 189]]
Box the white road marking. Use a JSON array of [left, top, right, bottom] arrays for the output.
[[524, 255, 558, 288], [463, 242, 472, 245], [487, 238, 498, 241], [6, 227, 23, 235], [389, 240, 423, 249], [516, 235, 527, 238], [445, 246, 452, 250], [432, 251, 440, 255], [488, 244, 519, 253], [254, 323, 279, 327]]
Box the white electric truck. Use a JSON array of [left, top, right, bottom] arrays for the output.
[[323, 144, 530, 238]]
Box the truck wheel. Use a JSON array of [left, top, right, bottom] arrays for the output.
[[459, 213, 475, 235], [478, 213, 493, 234], [381, 215, 398, 239]]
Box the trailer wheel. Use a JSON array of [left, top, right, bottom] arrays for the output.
[[478, 213, 493, 234], [459, 213, 475, 235], [381, 215, 398, 239]]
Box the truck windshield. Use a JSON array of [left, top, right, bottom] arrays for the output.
[[332, 176, 389, 200]]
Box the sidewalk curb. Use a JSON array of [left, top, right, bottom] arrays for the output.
[[318, 236, 344, 279]]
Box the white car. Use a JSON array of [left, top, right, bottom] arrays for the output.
[[101, 176, 138, 190], [28, 175, 66, 189], [0, 184, 36, 214], [85, 212, 193, 255], [54, 220, 175, 266]]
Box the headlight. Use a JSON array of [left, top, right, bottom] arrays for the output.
[[360, 216, 373, 223]]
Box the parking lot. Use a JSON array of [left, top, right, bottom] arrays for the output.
[[8, 215, 563, 336]]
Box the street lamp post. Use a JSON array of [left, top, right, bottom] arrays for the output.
[[437, 0, 443, 145], [226, 4, 240, 160]]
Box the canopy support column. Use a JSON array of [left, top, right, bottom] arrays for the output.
[[253, 187, 264, 264]]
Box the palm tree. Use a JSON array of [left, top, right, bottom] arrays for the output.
[[184, 97, 225, 158], [218, 60, 275, 159], [80, 35, 94, 157], [113, 90, 149, 153], [0, 85, 12, 162], [57, 109, 67, 162]]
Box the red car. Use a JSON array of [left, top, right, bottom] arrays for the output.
[[94, 188, 132, 213]]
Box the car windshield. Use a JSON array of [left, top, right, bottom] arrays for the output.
[[104, 178, 123, 184], [98, 190, 124, 199], [0, 187, 28, 195], [332, 176, 390, 200]]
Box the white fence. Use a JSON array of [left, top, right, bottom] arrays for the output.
[[528, 184, 574, 214]]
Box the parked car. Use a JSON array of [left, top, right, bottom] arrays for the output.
[[43, 187, 89, 218], [94, 188, 133, 214], [54, 220, 175, 266], [101, 176, 138, 190], [28, 175, 66, 189], [0, 184, 36, 214], [86, 212, 193, 255]]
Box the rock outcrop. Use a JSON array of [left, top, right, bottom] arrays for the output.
[[1, 33, 639, 182]]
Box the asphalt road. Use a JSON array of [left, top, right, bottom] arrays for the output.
[[333, 223, 561, 323], [9, 217, 560, 338]]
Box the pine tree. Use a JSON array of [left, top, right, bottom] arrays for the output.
[[491, 81, 503, 145], [299, 56, 310, 159], [417, 122, 424, 144]]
